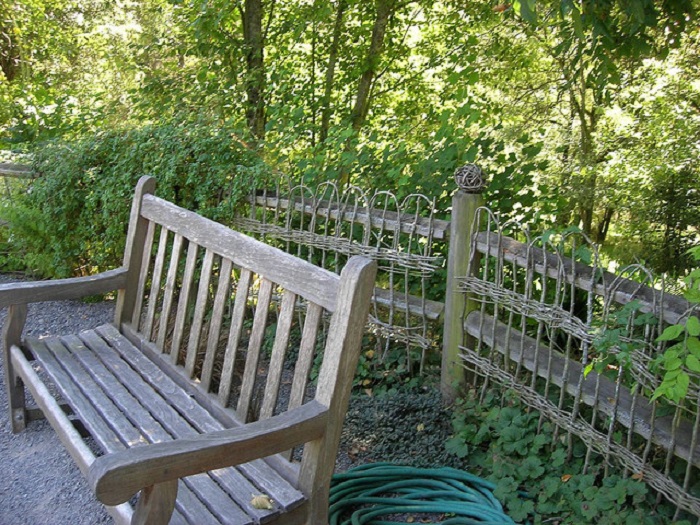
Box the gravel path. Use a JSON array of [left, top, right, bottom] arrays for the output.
[[0, 275, 115, 525]]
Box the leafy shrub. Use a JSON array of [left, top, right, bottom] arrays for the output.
[[447, 389, 690, 524], [2, 117, 270, 277]]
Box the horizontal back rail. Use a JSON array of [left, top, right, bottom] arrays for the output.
[[474, 231, 691, 324], [141, 194, 339, 312], [251, 193, 451, 240]]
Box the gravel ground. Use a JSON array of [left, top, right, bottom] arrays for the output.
[[0, 275, 115, 525]]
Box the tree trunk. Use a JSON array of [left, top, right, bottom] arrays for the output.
[[320, 0, 347, 143], [338, 0, 396, 186], [0, 3, 20, 82], [595, 207, 614, 244], [349, 0, 394, 132], [243, 0, 266, 140]]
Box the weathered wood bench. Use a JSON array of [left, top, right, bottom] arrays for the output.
[[1, 176, 376, 525]]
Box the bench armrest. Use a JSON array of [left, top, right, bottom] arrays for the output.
[[0, 268, 128, 309], [88, 400, 328, 506]]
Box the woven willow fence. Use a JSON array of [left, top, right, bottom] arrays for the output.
[[457, 207, 700, 519], [232, 180, 450, 373], [232, 173, 700, 517]]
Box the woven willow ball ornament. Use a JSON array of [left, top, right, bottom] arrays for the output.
[[454, 164, 486, 193]]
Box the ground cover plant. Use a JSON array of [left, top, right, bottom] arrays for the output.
[[445, 387, 695, 525], [339, 381, 695, 524]]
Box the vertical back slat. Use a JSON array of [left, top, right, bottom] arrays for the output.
[[157, 233, 184, 350], [288, 302, 323, 411], [185, 249, 215, 377], [218, 268, 253, 407], [201, 258, 233, 391], [170, 241, 198, 363], [115, 176, 156, 327], [260, 290, 297, 420], [131, 220, 156, 327], [145, 226, 170, 341], [237, 278, 274, 421]]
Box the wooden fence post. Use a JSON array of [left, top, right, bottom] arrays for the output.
[[441, 165, 486, 403]]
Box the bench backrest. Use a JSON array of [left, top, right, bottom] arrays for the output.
[[114, 176, 376, 513]]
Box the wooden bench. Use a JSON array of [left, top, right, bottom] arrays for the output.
[[1, 176, 377, 525]]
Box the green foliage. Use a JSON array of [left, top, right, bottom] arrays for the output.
[[353, 342, 438, 397], [586, 299, 657, 381], [651, 247, 700, 403], [1, 117, 269, 277], [446, 389, 685, 524]]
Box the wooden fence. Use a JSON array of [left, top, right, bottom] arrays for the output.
[[232, 181, 449, 375], [233, 173, 700, 518], [456, 204, 700, 519], [0, 163, 33, 225]]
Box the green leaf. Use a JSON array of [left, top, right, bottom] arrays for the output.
[[657, 324, 684, 342], [665, 356, 683, 371], [687, 337, 700, 357], [445, 436, 469, 458], [685, 289, 700, 303], [513, 0, 537, 24], [686, 317, 700, 337], [686, 354, 700, 373]]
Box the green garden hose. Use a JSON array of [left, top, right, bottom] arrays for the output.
[[329, 463, 524, 525]]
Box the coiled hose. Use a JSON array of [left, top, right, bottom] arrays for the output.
[[329, 463, 522, 525]]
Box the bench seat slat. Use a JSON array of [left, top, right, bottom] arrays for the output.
[[60, 334, 238, 525], [95, 324, 307, 513], [28, 338, 129, 454], [28, 338, 194, 524], [78, 329, 276, 523], [32, 335, 242, 525], [28, 326, 306, 524]]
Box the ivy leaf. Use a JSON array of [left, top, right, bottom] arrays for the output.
[[445, 436, 469, 458], [687, 337, 700, 357]]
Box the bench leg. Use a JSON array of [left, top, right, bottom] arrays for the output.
[[3, 304, 28, 433], [131, 480, 178, 525]]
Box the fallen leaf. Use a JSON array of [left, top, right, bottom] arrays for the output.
[[251, 495, 274, 510], [632, 472, 644, 481], [561, 474, 572, 483]]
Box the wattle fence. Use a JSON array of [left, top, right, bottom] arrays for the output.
[[231, 171, 700, 519]]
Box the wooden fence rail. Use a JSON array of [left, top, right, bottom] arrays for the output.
[[0, 163, 34, 178]]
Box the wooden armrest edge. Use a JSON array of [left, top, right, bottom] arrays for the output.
[[0, 268, 128, 309], [88, 400, 328, 506]]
